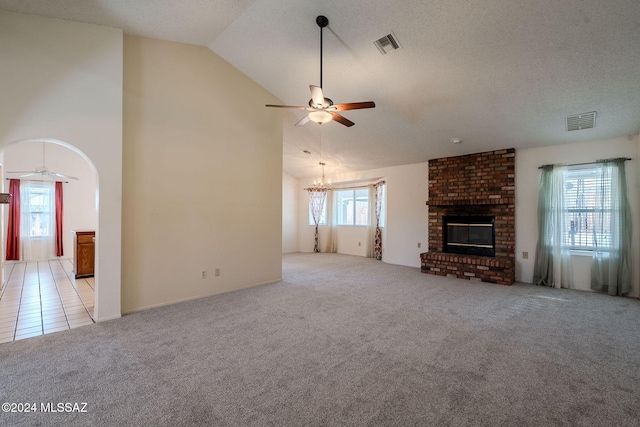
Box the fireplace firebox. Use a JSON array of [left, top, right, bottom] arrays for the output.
[[443, 216, 495, 257]]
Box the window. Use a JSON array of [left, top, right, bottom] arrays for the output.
[[26, 182, 53, 237], [534, 159, 631, 291], [306, 184, 384, 227], [562, 165, 610, 250], [336, 188, 369, 226]]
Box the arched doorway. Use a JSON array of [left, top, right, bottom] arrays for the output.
[[0, 138, 100, 341]]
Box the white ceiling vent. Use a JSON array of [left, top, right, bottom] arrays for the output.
[[374, 32, 401, 54], [566, 111, 596, 131]]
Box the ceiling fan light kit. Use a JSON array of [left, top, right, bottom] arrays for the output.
[[308, 110, 333, 125], [265, 15, 375, 127]]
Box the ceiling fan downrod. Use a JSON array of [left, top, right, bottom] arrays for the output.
[[316, 15, 328, 89]]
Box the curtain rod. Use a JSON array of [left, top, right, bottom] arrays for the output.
[[333, 185, 369, 190], [335, 182, 386, 190], [5, 178, 69, 183], [317, 180, 386, 191], [538, 157, 632, 169], [304, 184, 370, 191]]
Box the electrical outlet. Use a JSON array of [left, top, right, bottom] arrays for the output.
[[215, 268, 220, 277], [522, 251, 529, 259], [418, 242, 421, 248], [200, 270, 207, 279], [358, 242, 361, 247]]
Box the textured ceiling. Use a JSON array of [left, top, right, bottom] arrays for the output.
[[2, 0, 639, 178]]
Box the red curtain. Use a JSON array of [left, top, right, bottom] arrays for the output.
[[55, 181, 64, 257], [6, 179, 21, 260]]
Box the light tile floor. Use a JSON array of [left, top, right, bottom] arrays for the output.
[[0, 259, 94, 343]]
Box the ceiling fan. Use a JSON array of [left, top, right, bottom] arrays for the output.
[[266, 15, 375, 127], [7, 142, 79, 181]]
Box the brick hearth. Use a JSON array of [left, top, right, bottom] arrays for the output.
[[421, 148, 516, 285]]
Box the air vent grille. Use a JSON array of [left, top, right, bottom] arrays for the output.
[[566, 111, 596, 131], [374, 32, 401, 54]]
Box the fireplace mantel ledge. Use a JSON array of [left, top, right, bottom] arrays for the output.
[[426, 198, 515, 206]]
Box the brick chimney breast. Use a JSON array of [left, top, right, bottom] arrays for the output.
[[421, 148, 515, 285]]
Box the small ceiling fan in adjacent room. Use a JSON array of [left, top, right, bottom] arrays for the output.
[[266, 15, 375, 127], [7, 142, 79, 181]]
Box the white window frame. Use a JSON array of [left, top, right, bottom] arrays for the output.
[[26, 182, 54, 238], [561, 165, 611, 251], [336, 188, 369, 226]]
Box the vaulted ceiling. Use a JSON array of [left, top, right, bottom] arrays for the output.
[[2, 0, 639, 178]]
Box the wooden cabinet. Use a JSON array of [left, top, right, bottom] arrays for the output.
[[73, 231, 95, 278]]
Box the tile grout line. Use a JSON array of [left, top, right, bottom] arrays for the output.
[[46, 260, 72, 330], [0, 263, 17, 341], [15, 262, 45, 340], [14, 263, 27, 341], [0, 263, 15, 300], [38, 261, 45, 335], [57, 259, 94, 322], [2, 259, 95, 342]]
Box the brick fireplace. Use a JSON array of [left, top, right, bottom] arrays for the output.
[[420, 149, 515, 285]]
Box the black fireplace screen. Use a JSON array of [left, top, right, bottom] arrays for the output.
[[443, 216, 495, 256]]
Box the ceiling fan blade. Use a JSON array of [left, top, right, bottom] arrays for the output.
[[294, 115, 311, 126], [49, 172, 79, 180], [333, 101, 376, 111], [265, 104, 308, 110], [6, 171, 37, 174], [330, 113, 355, 127], [309, 85, 325, 107]]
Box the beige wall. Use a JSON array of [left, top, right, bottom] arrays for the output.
[[122, 36, 283, 313], [282, 172, 298, 253], [0, 10, 123, 321]]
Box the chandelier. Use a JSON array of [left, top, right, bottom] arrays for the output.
[[312, 162, 332, 190]]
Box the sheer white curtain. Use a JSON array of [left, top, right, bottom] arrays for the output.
[[323, 190, 338, 253], [20, 180, 56, 261], [533, 165, 573, 288], [591, 159, 632, 295], [552, 165, 574, 288]]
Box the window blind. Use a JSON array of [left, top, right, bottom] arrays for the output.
[[563, 166, 611, 249]]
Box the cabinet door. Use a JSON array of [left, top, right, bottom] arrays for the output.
[[76, 242, 95, 277], [74, 231, 95, 278]]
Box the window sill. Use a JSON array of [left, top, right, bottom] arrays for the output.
[[569, 250, 593, 257]]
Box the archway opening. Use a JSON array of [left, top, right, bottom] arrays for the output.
[[0, 138, 99, 341]]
